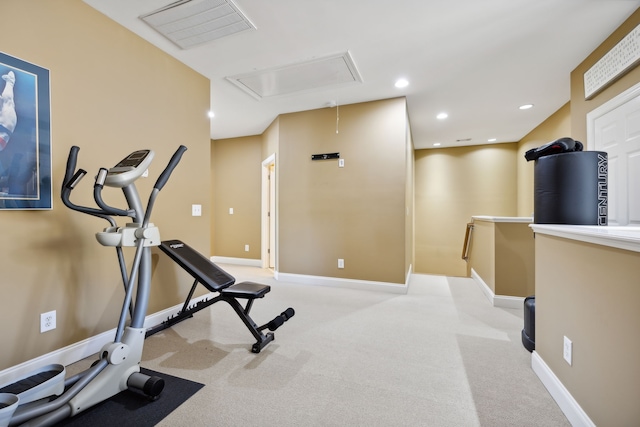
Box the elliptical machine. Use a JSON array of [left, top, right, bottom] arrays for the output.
[[0, 144, 187, 427]]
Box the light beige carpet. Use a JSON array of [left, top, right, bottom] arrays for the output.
[[72, 266, 570, 426], [137, 267, 569, 427]]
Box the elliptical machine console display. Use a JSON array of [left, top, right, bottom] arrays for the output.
[[104, 149, 154, 188]]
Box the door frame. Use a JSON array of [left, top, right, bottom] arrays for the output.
[[587, 81, 640, 226], [261, 153, 276, 269]]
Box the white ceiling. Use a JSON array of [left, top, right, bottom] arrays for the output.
[[83, 0, 640, 149]]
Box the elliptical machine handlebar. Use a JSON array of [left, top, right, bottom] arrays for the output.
[[154, 145, 187, 191], [63, 145, 81, 187], [140, 145, 188, 227], [61, 146, 118, 225], [93, 167, 135, 218]]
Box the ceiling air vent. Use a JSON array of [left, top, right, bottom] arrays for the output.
[[226, 51, 363, 100], [140, 0, 256, 49]]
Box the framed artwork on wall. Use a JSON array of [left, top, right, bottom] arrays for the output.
[[0, 51, 51, 210]]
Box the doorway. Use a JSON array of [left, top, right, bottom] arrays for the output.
[[261, 154, 276, 269], [588, 82, 640, 226]]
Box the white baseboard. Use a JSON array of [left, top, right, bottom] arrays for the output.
[[470, 268, 495, 303], [494, 295, 525, 309], [532, 351, 595, 427], [276, 271, 408, 294], [211, 256, 262, 267], [0, 292, 215, 387], [470, 268, 524, 309]]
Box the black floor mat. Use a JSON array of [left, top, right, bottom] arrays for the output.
[[56, 368, 204, 426]]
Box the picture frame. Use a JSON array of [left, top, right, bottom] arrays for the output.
[[0, 51, 51, 210]]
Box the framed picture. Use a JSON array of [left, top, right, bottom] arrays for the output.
[[0, 51, 51, 210]]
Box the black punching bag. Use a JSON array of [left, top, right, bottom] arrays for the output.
[[534, 151, 608, 225]]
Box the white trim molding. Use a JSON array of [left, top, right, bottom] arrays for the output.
[[532, 351, 596, 427], [470, 268, 524, 309], [529, 224, 640, 253], [275, 271, 409, 294], [472, 216, 532, 223], [211, 256, 262, 267]]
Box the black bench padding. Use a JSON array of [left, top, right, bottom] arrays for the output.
[[159, 240, 234, 292], [223, 282, 270, 299]]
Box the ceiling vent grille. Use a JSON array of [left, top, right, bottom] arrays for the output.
[[140, 0, 255, 49], [226, 51, 363, 100]]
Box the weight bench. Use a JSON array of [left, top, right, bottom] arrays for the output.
[[146, 239, 294, 353]]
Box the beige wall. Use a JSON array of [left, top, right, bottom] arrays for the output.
[[277, 98, 409, 283], [211, 99, 411, 284], [467, 220, 495, 289], [210, 139, 216, 255], [494, 223, 535, 297], [516, 103, 571, 217], [0, 0, 211, 370], [212, 136, 262, 259], [262, 117, 280, 161], [405, 117, 415, 274], [570, 8, 640, 146], [535, 235, 640, 425], [414, 144, 518, 276]]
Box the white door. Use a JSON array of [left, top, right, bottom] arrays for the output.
[[588, 83, 640, 226]]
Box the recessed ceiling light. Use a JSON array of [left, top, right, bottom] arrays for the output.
[[488, 138, 497, 142], [519, 104, 534, 110], [433, 142, 441, 147], [436, 112, 448, 120], [395, 78, 409, 88], [208, 111, 215, 118]]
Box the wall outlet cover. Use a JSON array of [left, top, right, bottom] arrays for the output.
[[41, 310, 56, 333], [563, 336, 572, 366]]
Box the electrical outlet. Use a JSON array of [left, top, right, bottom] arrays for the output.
[[338, 159, 345, 168], [338, 259, 344, 269], [245, 244, 250, 252], [41, 310, 56, 333], [563, 336, 572, 366], [229, 207, 234, 215], [191, 204, 202, 216]]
